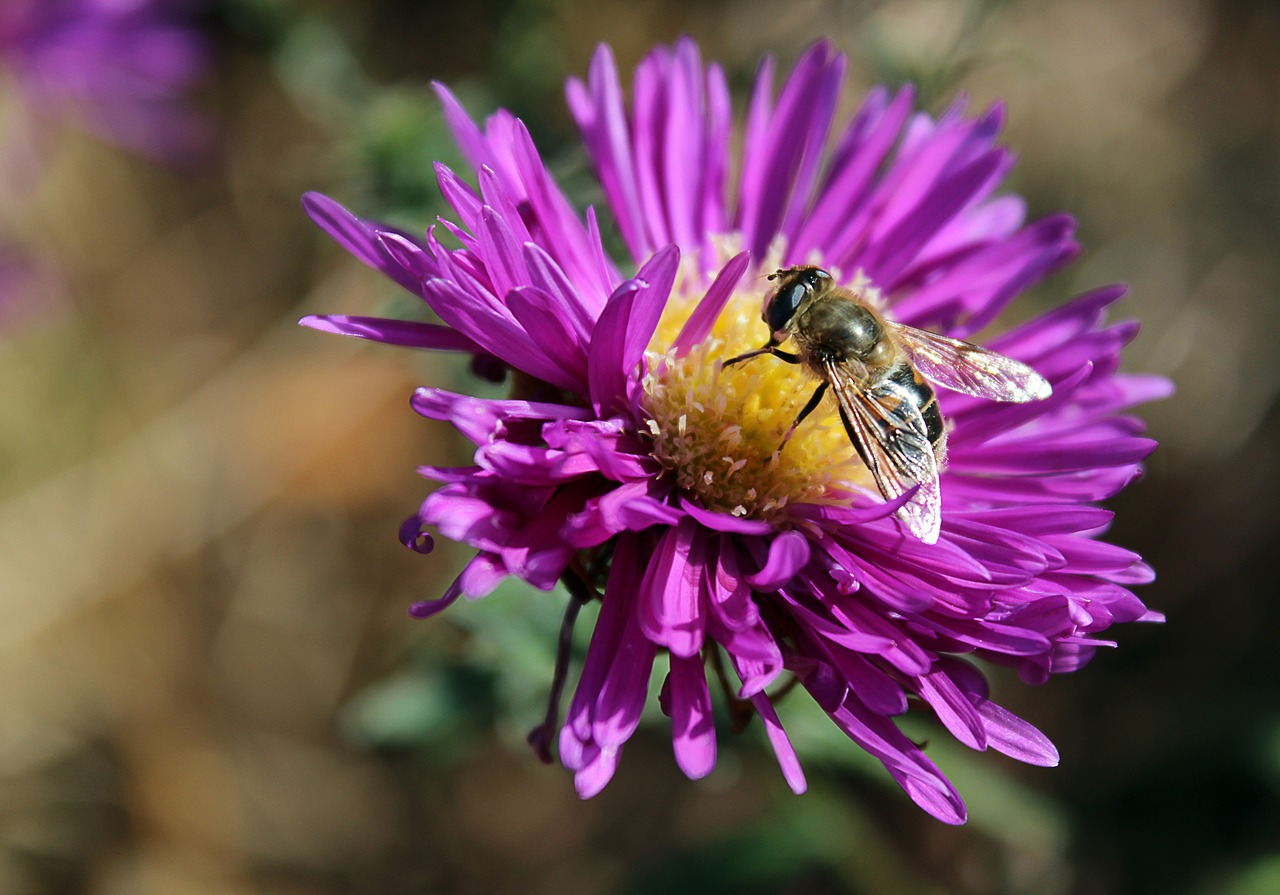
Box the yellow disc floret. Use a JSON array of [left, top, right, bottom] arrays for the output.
[[640, 248, 872, 527]]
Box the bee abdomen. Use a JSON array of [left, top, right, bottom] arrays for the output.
[[886, 364, 944, 448]]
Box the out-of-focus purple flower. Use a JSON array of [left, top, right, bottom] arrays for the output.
[[0, 0, 208, 162], [301, 39, 1169, 823]]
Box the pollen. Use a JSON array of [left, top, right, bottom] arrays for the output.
[[640, 250, 872, 527]]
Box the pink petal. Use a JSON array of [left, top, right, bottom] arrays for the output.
[[746, 531, 811, 590], [667, 655, 717, 779], [637, 518, 706, 658]]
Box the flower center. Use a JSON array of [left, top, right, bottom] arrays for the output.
[[640, 248, 873, 525]]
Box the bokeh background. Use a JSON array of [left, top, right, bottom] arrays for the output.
[[1, 0, 1277, 892]]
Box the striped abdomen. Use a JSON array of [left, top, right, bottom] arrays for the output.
[[884, 362, 945, 460]]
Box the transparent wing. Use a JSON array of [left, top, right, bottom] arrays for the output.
[[890, 323, 1051, 403], [824, 360, 942, 544]]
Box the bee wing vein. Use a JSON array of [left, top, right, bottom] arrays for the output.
[[891, 324, 1050, 402]]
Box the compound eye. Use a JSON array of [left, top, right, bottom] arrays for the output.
[[805, 269, 832, 291], [765, 281, 807, 333]]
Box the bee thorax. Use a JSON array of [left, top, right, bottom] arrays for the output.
[[798, 299, 886, 363]]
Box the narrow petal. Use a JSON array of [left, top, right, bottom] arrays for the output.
[[623, 245, 681, 370], [506, 286, 590, 390], [975, 700, 1060, 766], [947, 436, 1158, 474], [474, 204, 529, 299], [818, 646, 907, 715], [410, 388, 588, 445], [299, 314, 479, 353], [593, 603, 658, 747], [667, 654, 717, 779], [739, 43, 844, 257], [712, 622, 783, 696], [859, 150, 1007, 286], [303, 193, 433, 296], [564, 537, 639, 745], [825, 698, 967, 825], [707, 542, 761, 631], [745, 689, 807, 794], [916, 668, 988, 751], [420, 277, 578, 391], [521, 241, 595, 340], [679, 496, 775, 535], [637, 518, 707, 657], [434, 162, 484, 234], [782, 594, 899, 655], [568, 44, 651, 261], [587, 245, 679, 415], [432, 82, 495, 175], [893, 215, 1079, 330], [512, 125, 618, 309], [794, 85, 916, 258], [670, 250, 752, 357]]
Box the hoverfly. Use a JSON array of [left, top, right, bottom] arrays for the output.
[[724, 266, 1051, 544]]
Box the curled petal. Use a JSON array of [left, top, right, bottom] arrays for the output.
[[399, 515, 435, 554], [409, 577, 461, 619], [746, 531, 811, 591]]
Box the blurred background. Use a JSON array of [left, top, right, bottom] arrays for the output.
[[0, 0, 1277, 892]]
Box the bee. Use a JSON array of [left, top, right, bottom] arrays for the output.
[[724, 266, 1051, 544]]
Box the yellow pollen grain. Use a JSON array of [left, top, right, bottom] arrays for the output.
[[640, 251, 872, 527]]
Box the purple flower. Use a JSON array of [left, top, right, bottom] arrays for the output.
[[301, 40, 1168, 823], [0, 0, 208, 162]]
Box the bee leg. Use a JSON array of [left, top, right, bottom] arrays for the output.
[[777, 381, 828, 453], [724, 343, 802, 367], [722, 341, 776, 367]]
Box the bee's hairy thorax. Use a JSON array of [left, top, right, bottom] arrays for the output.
[[794, 297, 893, 382]]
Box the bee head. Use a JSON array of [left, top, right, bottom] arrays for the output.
[[763, 266, 831, 338]]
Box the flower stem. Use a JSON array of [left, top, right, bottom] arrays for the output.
[[527, 564, 595, 764], [708, 644, 755, 733]]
